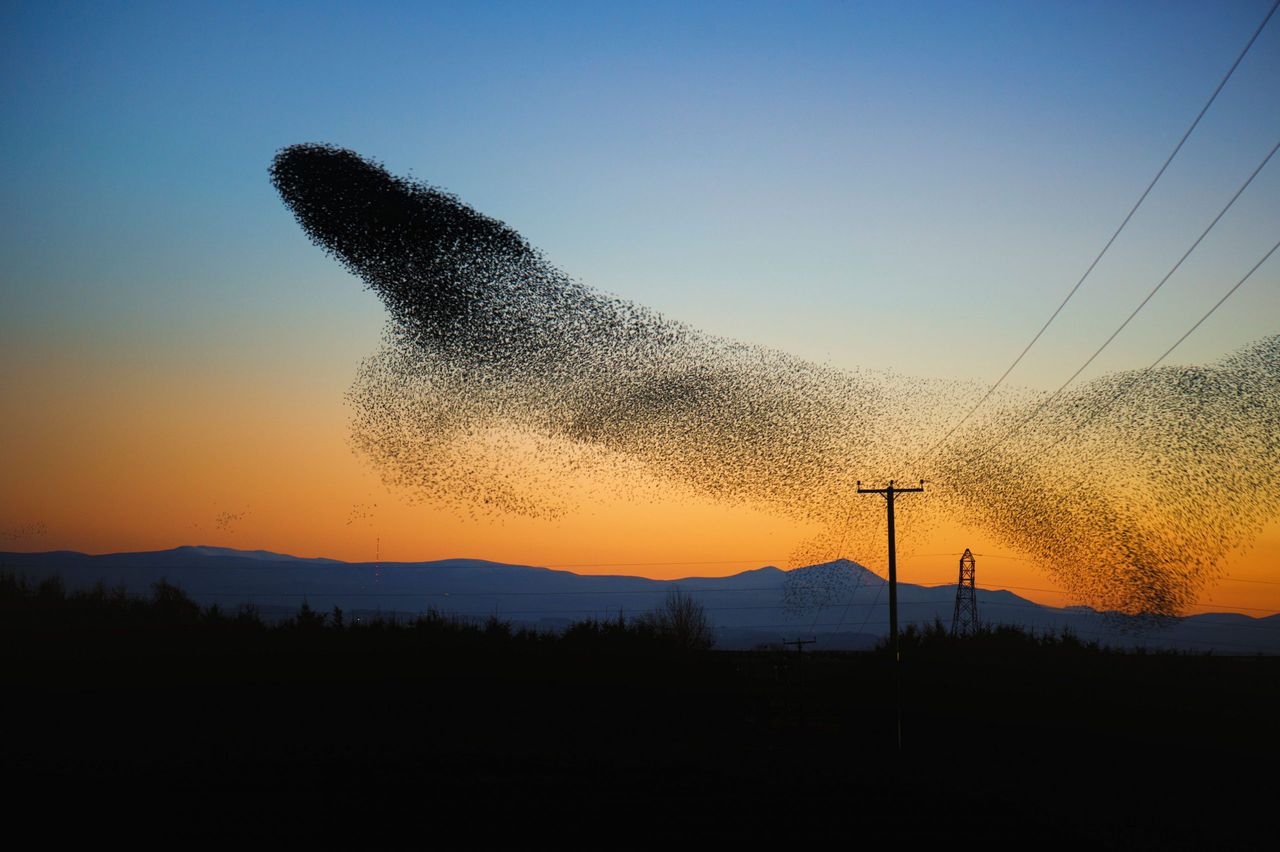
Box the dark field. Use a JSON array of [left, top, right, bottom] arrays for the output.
[[4, 576, 1275, 847]]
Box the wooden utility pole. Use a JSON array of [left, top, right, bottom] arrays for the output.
[[782, 638, 816, 655], [782, 638, 816, 724], [857, 478, 924, 749]]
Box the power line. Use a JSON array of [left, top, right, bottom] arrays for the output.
[[5, 558, 1274, 594], [540, 558, 792, 568], [1143, 238, 1280, 369], [824, 560, 877, 637], [725, 619, 1278, 652], [55, 587, 1277, 616], [972, 137, 1280, 464], [7, 558, 1275, 599], [915, 0, 1280, 467], [904, 552, 1023, 560], [1007, 236, 1280, 464]]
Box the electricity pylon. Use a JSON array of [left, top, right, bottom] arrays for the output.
[[952, 548, 979, 637]]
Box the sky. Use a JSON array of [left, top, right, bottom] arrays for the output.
[[2, 1, 1278, 616]]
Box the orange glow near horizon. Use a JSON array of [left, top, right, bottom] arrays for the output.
[[3, 335, 1278, 619]]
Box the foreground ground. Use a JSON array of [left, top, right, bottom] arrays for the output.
[[3, 578, 1276, 847]]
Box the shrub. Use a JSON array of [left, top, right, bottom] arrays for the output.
[[641, 588, 714, 651]]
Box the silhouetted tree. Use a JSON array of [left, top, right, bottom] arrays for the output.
[[642, 588, 714, 650], [151, 579, 201, 623], [292, 600, 327, 630]]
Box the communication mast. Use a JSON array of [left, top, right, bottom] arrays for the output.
[[951, 548, 979, 636]]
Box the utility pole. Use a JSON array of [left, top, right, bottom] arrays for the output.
[[952, 548, 979, 637], [857, 478, 924, 750], [782, 638, 816, 725], [782, 638, 816, 655]]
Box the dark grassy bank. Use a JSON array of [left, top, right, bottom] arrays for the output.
[[4, 573, 1276, 846]]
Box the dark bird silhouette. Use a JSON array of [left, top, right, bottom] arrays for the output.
[[270, 143, 1280, 616]]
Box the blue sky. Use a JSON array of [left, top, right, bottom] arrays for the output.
[[4, 0, 1277, 387], [2, 1, 1279, 605]]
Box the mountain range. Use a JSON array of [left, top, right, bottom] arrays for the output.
[[3, 545, 1277, 653]]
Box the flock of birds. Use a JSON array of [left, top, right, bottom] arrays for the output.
[[4, 521, 48, 543], [214, 509, 249, 534], [270, 143, 1280, 616]]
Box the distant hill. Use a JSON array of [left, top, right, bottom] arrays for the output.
[[2, 546, 1276, 653]]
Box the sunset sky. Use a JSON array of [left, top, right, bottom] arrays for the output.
[[2, 1, 1278, 616]]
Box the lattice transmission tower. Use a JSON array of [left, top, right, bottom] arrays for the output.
[[951, 548, 979, 636]]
